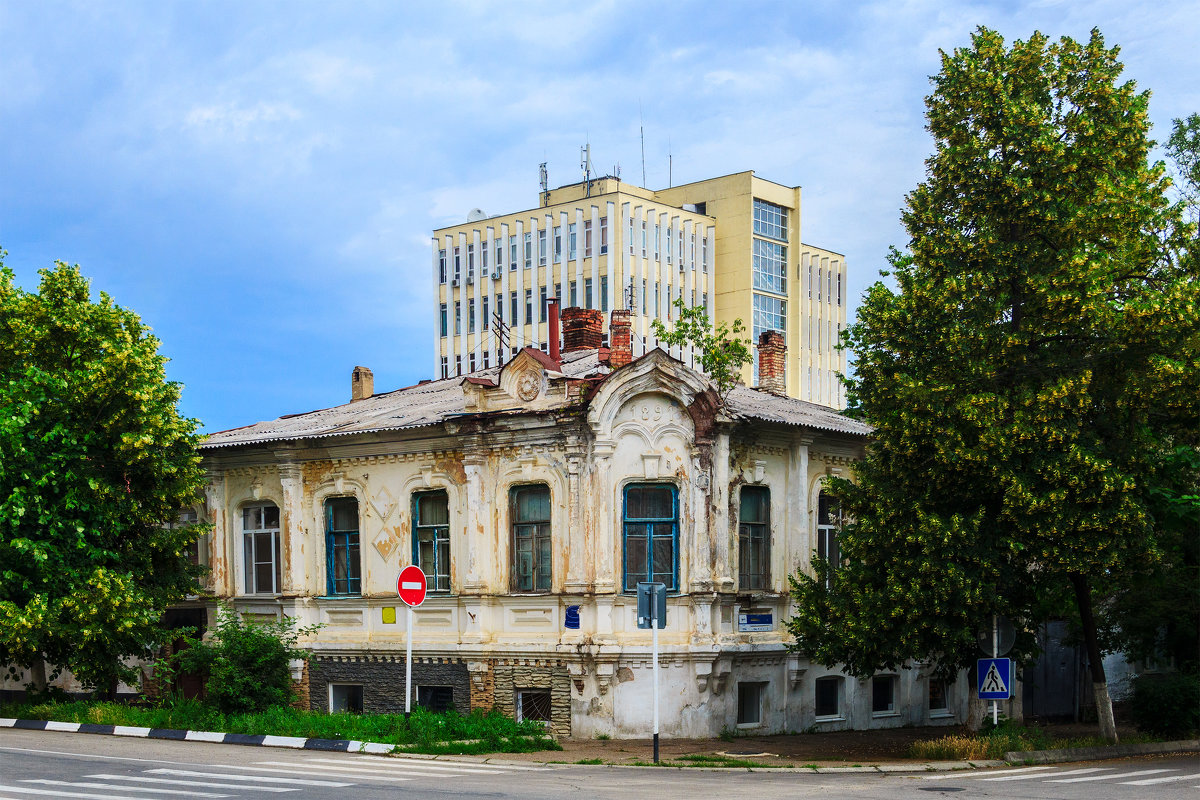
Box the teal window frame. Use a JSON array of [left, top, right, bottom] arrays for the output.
[[622, 483, 679, 592], [325, 497, 360, 596], [413, 490, 451, 593]]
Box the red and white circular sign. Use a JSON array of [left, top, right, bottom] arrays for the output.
[[397, 565, 427, 607]]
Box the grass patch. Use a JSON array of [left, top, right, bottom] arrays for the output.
[[0, 698, 559, 755], [575, 758, 606, 765], [907, 722, 1157, 761]]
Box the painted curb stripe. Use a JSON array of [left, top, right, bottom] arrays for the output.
[[148, 728, 188, 740], [76, 724, 115, 735], [222, 733, 267, 746], [43, 721, 81, 732], [184, 730, 226, 742], [303, 738, 352, 751], [112, 726, 152, 737], [260, 735, 308, 748], [0, 718, 17, 727], [12, 720, 48, 730]]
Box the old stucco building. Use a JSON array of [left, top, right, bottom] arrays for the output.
[[190, 310, 967, 737]]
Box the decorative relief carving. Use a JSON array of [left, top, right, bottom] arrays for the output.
[[516, 371, 541, 401], [370, 485, 397, 522]]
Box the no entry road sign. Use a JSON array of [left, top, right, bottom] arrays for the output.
[[397, 565, 427, 607]]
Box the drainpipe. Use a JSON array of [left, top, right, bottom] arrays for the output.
[[548, 296, 561, 364]]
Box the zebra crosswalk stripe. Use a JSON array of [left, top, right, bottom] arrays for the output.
[[145, 768, 352, 787], [922, 766, 1053, 780], [979, 767, 1112, 781], [21, 779, 225, 798], [349, 756, 549, 771], [278, 757, 515, 774], [86, 774, 298, 792], [0, 785, 147, 800], [1122, 773, 1194, 786], [1048, 769, 1174, 783]]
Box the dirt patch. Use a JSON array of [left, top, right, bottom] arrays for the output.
[[499, 722, 1141, 768]]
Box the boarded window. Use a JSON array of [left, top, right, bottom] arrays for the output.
[[511, 485, 551, 592]]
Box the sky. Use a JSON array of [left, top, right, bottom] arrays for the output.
[[2, 1, 1197, 434]]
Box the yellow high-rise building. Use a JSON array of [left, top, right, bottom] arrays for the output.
[[431, 170, 847, 407]]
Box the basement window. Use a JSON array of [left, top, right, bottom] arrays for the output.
[[329, 683, 363, 713], [516, 689, 552, 724], [872, 675, 898, 716], [737, 681, 766, 727], [417, 686, 455, 713], [815, 676, 843, 720]]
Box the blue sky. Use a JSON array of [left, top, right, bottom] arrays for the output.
[[2, 1, 1197, 433]]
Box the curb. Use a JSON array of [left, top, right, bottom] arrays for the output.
[[1005, 739, 1200, 764], [1, 717, 395, 755]]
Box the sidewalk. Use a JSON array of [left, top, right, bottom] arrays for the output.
[[493, 722, 1149, 769]]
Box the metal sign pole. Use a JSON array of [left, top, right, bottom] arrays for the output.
[[652, 601, 660, 764], [406, 604, 414, 717], [992, 615, 999, 726]]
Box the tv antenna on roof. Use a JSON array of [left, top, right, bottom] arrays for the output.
[[539, 162, 549, 207]]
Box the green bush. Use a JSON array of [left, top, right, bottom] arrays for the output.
[[173, 609, 319, 714], [1129, 672, 1200, 738]]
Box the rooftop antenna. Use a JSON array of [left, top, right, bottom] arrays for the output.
[[639, 102, 647, 188], [668, 136, 672, 188], [581, 143, 594, 197], [539, 162, 549, 207]]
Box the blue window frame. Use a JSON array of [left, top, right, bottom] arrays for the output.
[[622, 483, 678, 592], [413, 490, 450, 593], [325, 497, 360, 596]]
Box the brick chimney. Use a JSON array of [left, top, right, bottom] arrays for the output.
[[351, 365, 374, 402], [609, 309, 632, 369], [757, 330, 786, 395], [562, 307, 604, 353]]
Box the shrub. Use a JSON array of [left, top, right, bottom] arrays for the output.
[[1129, 672, 1200, 738], [173, 608, 319, 714]]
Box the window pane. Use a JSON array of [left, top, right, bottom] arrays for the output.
[[815, 678, 839, 717], [255, 561, 274, 594], [243, 506, 260, 530], [262, 504, 280, 528], [514, 486, 550, 522], [244, 534, 254, 591], [329, 498, 357, 531], [651, 537, 674, 579], [625, 529, 647, 580], [740, 487, 768, 524], [818, 491, 840, 526], [418, 492, 449, 525]]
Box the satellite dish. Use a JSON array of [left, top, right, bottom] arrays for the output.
[[977, 616, 1016, 657], [466, 208, 487, 222]]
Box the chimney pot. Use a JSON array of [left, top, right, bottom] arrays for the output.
[[609, 309, 633, 369], [351, 365, 374, 402], [757, 331, 786, 395]]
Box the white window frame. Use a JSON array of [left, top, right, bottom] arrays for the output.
[[328, 683, 363, 713], [241, 502, 280, 596], [871, 674, 899, 717], [814, 675, 844, 721]]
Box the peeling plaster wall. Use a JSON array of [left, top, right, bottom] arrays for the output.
[[198, 356, 962, 738]]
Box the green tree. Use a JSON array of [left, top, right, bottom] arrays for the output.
[[651, 297, 752, 399], [172, 608, 319, 713], [0, 258, 205, 696], [787, 29, 1198, 742]]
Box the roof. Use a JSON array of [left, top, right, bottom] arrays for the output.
[[200, 348, 869, 450]]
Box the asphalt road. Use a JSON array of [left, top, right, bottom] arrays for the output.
[[0, 729, 1196, 800]]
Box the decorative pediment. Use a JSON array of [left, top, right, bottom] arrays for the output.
[[586, 349, 716, 437], [462, 347, 567, 412]]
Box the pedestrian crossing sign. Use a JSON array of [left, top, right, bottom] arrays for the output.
[[978, 657, 1012, 699]]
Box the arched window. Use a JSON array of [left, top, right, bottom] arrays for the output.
[[242, 502, 280, 595], [511, 485, 551, 592], [739, 486, 770, 590], [325, 497, 360, 596], [622, 484, 678, 592], [816, 490, 841, 589], [413, 491, 450, 593]]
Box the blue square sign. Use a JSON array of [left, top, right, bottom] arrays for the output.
[[978, 658, 1013, 700]]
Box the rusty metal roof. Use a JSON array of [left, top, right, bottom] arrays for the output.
[[200, 348, 868, 449]]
